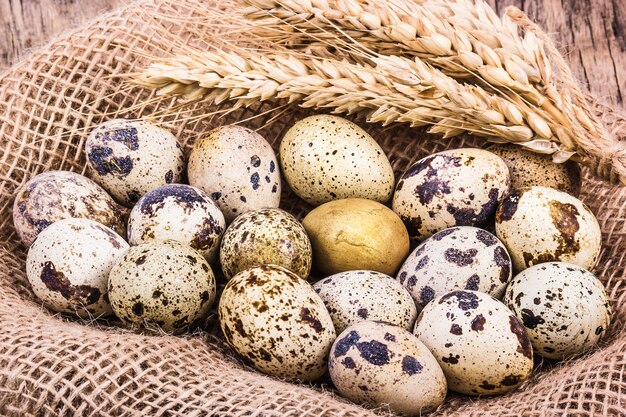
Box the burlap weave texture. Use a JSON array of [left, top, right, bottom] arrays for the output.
[[0, 1, 625, 416]]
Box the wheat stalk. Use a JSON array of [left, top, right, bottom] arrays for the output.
[[134, 47, 567, 146]]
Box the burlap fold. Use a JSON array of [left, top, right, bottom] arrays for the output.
[[0, 1, 625, 416]]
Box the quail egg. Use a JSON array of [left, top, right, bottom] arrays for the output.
[[487, 143, 581, 196], [503, 262, 611, 359], [218, 265, 336, 381], [414, 290, 533, 395], [329, 321, 447, 415], [495, 186, 601, 271], [26, 217, 129, 317], [188, 125, 280, 223], [392, 148, 510, 243], [279, 115, 395, 206], [313, 271, 417, 334], [219, 208, 312, 280], [86, 119, 185, 206], [13, 170, 126, 246], [302, 198, 409, 276], [108, 241, 216, 334], [397, 226, 512, 312], [127, 184, 225, 263]]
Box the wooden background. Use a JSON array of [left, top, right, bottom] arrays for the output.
[[0, 0, 624, 110]]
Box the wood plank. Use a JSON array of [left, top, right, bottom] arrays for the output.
[[0, 0, 624, 110], [0, 0, 120, 72]]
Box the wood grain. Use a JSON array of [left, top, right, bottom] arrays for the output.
[[0, 0, 624, 110]]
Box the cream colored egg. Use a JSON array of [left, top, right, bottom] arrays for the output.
[[487, 143, 581, 196], [329, 321, 447, 415], [495, 186, 601, 272], [188, 125, 280, 223], [26, 218, 129, 318], [279, 115, 395, 206], [313, 271, 417, 334], [414, 290, 533, 395], [13, 170, 126, 246], [86, 119, 185, 207], [503, 262, 611, 359], [397, 226, 512, 312], [392, 148, 510, 243], [303, 198, 410, 276], [127, 184, 225, 263], [219, 208, 311, 279], [108, 241, 216, 334], [218, 265, 336, 381]]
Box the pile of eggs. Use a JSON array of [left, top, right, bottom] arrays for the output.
[[14, 115, 611, 415]]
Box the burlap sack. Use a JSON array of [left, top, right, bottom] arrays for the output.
[[0, 0, 624, 415]]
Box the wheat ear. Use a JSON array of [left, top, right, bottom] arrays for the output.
[[134, 47, 574, 147]]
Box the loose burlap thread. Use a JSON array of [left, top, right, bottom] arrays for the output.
[[0, 1, 625, 416]]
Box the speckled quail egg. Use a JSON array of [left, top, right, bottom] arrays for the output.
[[218, 265, 336, 381], [13, 170, 126, 246], [414, 290, 533, 395], [313, 271, 417, 334], [487, 143, 581, 196], [329, 321, 447, 415], [302, 198, 409, 276], [503, 262, 611, 360], [108, 241, 216, 334], [397, 226, 512, 312], [188, 125, 280, 223], [219, 208, 312, 280], [392, 148, 510, 243], [86, 119, 185, 207], [26, 218, 129, 318], [127, 184, 225, 263], [495, 186, 601, 272], [279, 115, 395, 206]]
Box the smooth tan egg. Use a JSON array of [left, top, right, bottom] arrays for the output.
[[302, 198, 409, 276]]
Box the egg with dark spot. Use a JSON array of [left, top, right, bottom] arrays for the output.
[[396, 226, 512, 312], [313, 271, 417, 334], [86, 119, 185, 207], [279, 115, 395, 206], [108, 241, 215, 334], [495, 186, 601, 271], [487, 143, 581, 196], [503, 262, 611, 359], [219, 208, 312, 280], [414, 290, 533, 395], [188, 125, 280, 223], [329, 321, 446, 414], [392, 148, 510, 243], [218, 265, 335, 381], [127, 184, 225, 263], [13, 170, 126, 246], [26, 218, 128, 318]]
